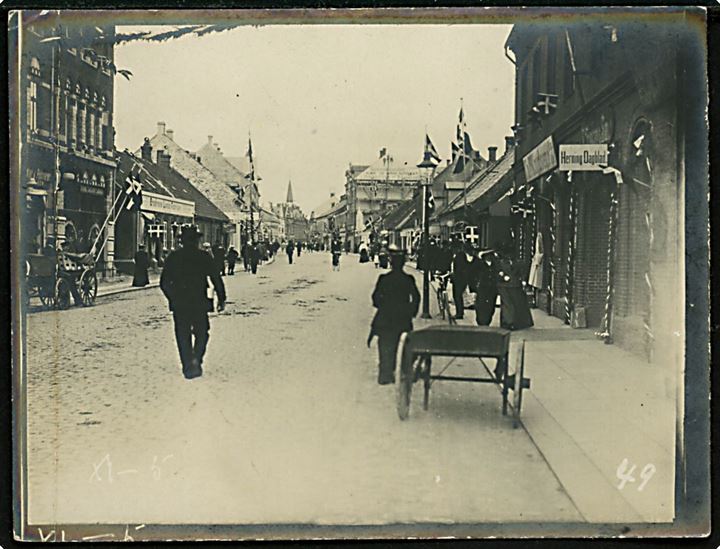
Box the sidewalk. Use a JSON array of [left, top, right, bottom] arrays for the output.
[[512, 311, 676, 524], [96, 272, 161, 298], [409, 263, 676, 524]]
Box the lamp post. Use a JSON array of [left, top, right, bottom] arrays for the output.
[[417, 151, 437, 319]]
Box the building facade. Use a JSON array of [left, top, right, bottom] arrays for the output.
[[146, 123, 244, 249], [344, 154, 422, 250], [20, 15, 117, 273], [506, 17, 691, 364]]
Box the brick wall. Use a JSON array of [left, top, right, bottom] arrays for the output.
[[573, 177, 612, 328]]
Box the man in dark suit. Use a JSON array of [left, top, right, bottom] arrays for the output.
[[451, 241, 478, 320], [212, 242, 226, 276], [160, 225, 226, 379], [132, 244, 150, 287], [368, 244, 421, 385]]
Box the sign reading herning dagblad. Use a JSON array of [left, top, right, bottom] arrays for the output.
[[522, 136, 557, 182], [142, 191, 195, 218], [558, 144, 609, 171]]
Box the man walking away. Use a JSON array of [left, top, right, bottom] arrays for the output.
[[297, 241, 303, 257], [451, 241, 477, 320], [226, 246, 239, 275], [160, 225, 226, 380], [368, 244, 420, 385], [132, 244, 150, 287], [286, 240, 295, 264]]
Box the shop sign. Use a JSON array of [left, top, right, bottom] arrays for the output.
[[523, 136, 557, 182], [142, 191, 194, 218], [558, 144, 609, 171], [26, 168, 52, 184]]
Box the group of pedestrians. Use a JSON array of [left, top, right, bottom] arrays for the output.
[[367, 238, 535, 386], [437, 239, 534, 330]]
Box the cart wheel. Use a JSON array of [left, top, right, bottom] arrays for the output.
[[512, 340, 530, 428], [500, 355, 511, 416], [38, 279, 56, 309], [396, 333, 412, 421], [55, 278, 71, 310], [79, 269, 98, 306]]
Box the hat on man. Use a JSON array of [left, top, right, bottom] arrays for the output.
[[387, 243, 405, 255], [180, 225, 202, 244]]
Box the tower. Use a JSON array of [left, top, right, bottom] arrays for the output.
[[286, 180, 294, 204]]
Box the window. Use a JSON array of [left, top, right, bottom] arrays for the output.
[[27, 80, 38, 131], [88, 111, 95, 147], [78, 104, 85, 144]]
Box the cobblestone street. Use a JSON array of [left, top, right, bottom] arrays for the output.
[[24, 252, 581, 526]]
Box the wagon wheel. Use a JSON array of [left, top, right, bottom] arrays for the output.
[[38, 282, 56, 309], [512, 340, 530, 429], [396, 332, 413, 421], [79, 269, 98, 306], [55, 277, 72, 310]]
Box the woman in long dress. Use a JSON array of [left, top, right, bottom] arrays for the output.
[[495, 248, 534, 330], [132, 245, 150, 287]]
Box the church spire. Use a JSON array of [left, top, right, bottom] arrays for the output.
[[286, 180, 294, 203]]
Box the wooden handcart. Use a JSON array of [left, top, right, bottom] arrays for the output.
[[395, 325, 530, 428]]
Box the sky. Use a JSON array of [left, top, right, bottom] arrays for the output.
[[114, 24, 515, 214]]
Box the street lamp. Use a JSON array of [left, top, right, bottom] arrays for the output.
[[417, 151, 437, 319]]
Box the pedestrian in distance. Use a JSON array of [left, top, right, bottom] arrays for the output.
[[160, 225, 226, 380], [296, 241, 303, 257], [250, 241, 260, 275], [473, 248, 498, 326], [212, 242, 226, 276], [132, 244, 150, 287], [451, 240, 480, 320], [495, 245, 534, 331], [286, 240, 295, 264], [367, 244, 421, 385], [226, 246, 239, 275], [331, 238, 342, 271]]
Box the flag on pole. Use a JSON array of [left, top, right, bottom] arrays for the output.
[[454, 105, 469, 174], [427, 187, 435, 214], [245, 137, 256, 182], [125, 173, 143, 210], [424, 134, 441, 164]]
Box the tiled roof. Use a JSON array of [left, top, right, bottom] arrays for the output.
[[117, 151, 229, 223], [438, 148, 515, 217]]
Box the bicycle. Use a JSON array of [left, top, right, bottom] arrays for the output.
[[431, 272, 456, 325]]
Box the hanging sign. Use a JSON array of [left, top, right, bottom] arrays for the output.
[[559, 144, 609, 171], [523, 136, 557, 182]]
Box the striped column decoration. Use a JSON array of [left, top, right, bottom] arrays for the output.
[[564, 172, 575, 325], [597, 182, 619, 342]]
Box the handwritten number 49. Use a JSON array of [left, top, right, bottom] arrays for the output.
[[616, 458, 656, 491]]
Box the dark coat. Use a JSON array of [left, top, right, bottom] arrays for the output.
[[160, 246, 226, 314], [452, 253, 481, 291], [132, 250, 150, 287], [370, 269, 421, 334], [226, 249, 239, 263]]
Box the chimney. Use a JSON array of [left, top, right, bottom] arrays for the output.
[[157, 150, 171, 169], [157, 121, 166, 135], [330, 192, 336, 198], [166, 129, 174, 140], [207, 135, 213, 144], [140, 137, 152, 161], [488, 146, 498, 163], [504, 135, 515, 152]]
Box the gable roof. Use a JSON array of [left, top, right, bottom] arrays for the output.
[[117, 150, 229, 223], [145, 132, 245, 221], [437, 148, 515, 218]]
